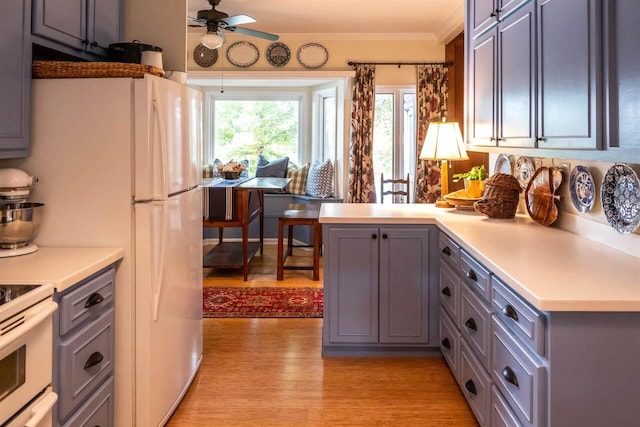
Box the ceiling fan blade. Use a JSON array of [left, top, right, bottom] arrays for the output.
[[226, 26, 279, 41], [219, 14, 256, 27], [187, 16, 206, 26]]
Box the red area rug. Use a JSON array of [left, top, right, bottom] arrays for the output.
[[203, 287, 323, 318]]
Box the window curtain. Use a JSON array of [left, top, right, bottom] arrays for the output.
[[347, 64, 377, 203], [415, 66, 449, 203]]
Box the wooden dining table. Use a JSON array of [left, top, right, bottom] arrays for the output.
[[203, 177, 290, 281]]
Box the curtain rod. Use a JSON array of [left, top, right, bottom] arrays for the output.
[[347, 60, 452, 68]]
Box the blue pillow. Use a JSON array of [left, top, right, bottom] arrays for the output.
[[256, 155, 289, 178]]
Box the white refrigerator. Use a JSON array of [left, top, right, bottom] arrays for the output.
[[2, 75, 203, 426]]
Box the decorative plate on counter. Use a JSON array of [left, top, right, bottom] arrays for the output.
[[601, 163, 640, 234], [297, 43, 328, 69], [266, 42, 291, 67], [569, 165, 596, 213], [193, 44, 218, 68], [494, 154, 512, 175], [226, 41, 259, 67], [514, 156, 535, 190]]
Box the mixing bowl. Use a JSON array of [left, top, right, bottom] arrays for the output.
[[0, 203, 44, 249]]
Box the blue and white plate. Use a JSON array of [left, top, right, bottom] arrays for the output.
[[601, 163, 640, 234], [514, 156, 535, 190], [569, 165, 595, 213]]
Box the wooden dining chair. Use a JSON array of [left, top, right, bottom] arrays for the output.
[[380, 173, 411, 204]]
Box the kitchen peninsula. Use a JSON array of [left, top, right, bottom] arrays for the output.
[[320, 203, 640, 427]]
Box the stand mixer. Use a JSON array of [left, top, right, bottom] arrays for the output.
[[0, 168, 44, 257]]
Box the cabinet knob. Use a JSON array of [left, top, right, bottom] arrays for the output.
[[84, 351, 104, 370], [371, 234, 377, 240], [441, 246, 451, 256], [464, 379, 477, 395], [441, 337, 451, 349], [502, 304, 519, 321], [536, 137, 546, 142], [441, 286, 451, 297], [81, 38, 89, 45], [90, 41, 98, 47], [490, 11, 497, 17], [382, 233, 388, 239], [85, 292, 104, 308], [501, 366, 520, 387], [465, 318, 478, 331], [466, 269, 478, 281]]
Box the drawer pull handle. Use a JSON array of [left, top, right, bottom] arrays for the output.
[[464, 379, 477, 395], [502, 304, 519, 321], [84, 352, 104, 370], [442, 246, 451, 256], [441, 287, 451, 297], [466, 270, 477, 281], [465, 318, 478, 331], [372, 234, 377, 240], [85, 292, 104, 308], [441, 338, 451, 349], [382, 233, 388, 239], [501, 366, 519, 388]]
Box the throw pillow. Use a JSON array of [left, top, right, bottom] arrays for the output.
[[286, 163, 310, 195], [306, 159, 334, 198], [256, 155, 289, 178]]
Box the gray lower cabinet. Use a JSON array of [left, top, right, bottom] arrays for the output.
[[53, 265, 116, 426], [0, 0, 31, 159], [322, 224, 438, 355]]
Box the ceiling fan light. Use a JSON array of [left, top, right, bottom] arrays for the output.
[[202, 32, 224, 49]]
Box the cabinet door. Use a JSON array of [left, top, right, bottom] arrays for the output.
[[537, 0, 601, 149], [498, 0, 531, 19], [0, 0, 31, 158], [497, 2, 536, 148], [470, 0, 499, 38], [379, 227, 430, 344], [32, 0, 87, 51], [87, 0, 120, 54], [327, 228, 379, 343], [468, 28, 498, 146]]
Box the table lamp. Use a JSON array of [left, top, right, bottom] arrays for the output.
[[419, 120, 469, 208]]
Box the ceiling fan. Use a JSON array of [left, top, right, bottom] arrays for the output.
[[189, 0, 279, 49]]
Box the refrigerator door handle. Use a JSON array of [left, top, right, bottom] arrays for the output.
[[151, 82, 169, 201], [149, 200, 168, 322]]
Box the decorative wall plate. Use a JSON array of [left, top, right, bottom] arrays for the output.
[[494, 154, 512, 175], [569, 165, 596, 213], [514, 156, 535, 190], [601, 163, 640, 234], [193, 44, 218, 68], [266, 42, 291, 67], [226, 41, 259, 67], [297, 43, 328, 69]]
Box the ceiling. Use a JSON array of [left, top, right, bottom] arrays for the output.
[[187, 0, 464, 42]]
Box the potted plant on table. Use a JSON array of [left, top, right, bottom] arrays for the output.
[[452, 165, 489, 198]]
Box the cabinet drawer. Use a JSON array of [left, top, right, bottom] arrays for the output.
[[491, 385, 522, 427], [460, 285, 493, 370], [461, 339, 492, 426], [491, 276, 545, 356], [439, 261, 460, 321], [491, 318, 546, 427], [57, 266, 115, 336], [57, 307, 114, 420], [439, 232, 460, 269], [439, 310, 460, 380], [62, 376, 114, 427], [460, 250, 491, 299]]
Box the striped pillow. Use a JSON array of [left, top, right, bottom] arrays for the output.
[[286, 163, 309, 195]]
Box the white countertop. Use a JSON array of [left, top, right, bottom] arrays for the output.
[[0, 247, 124, 292], [319, 203, 640, 312]]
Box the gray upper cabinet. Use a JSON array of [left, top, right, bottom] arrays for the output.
[[470, 0, 531, 39], [468, 29, 497, 146], [0, 0, 31, 158], [537, 0, 601, 150], [605, 0, 640, 155], [32, 0, 120, 59]]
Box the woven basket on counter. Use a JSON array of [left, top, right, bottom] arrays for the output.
[[473, 173, 522, 219], [32, 60, 165, 79]]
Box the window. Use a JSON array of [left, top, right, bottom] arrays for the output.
[[205, 91, 305, 174], [373, 87, 416, 202], [313, 87, 336, 162]]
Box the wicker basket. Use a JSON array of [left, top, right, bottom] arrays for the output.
[[473, 173, 522, 219], [32, 60, 165, 79], [474, 198, 520, 219]]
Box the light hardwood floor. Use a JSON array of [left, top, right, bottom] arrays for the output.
[[166, 243, 478, 426]]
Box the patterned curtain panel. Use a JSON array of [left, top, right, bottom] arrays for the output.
[[415, 66, 449, 203], [347, 64, 377, 203]]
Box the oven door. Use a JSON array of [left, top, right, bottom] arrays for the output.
[[4, 387, 57, 427], [0, 300, 58, 426]]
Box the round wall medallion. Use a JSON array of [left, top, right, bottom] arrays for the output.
[[226, 41, 259, 67], [266, 42, 291, 67], [297, 43, 328, 69], [193, 44, 218, 68]]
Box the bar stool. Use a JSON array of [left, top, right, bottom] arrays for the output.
[[277, 209, 322, 281]]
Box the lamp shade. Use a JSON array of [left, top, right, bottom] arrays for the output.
[[419, 121, 469, 161], [202, 32, 224, 49]]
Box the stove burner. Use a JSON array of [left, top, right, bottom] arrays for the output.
[[0, 284, 40, 306]]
